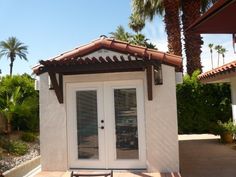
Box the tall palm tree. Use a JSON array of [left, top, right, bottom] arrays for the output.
[[131, 0, 182, 61], [208, 43, 214, 69], [182, 0, 203, 75], [214, 45, 222, 67], [182, 0, 217, 75], [219, 47, 227, 65], [131, 0, 217, 75], [0, 37, 28, 76]]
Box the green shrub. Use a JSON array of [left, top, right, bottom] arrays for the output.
[[0, 137, 28, 156], [0, 136, 10, 150], [21, 132, 37, 142], [216, 120, 236, 135], [177, 70, 232, 134], [0, 74, 39, 132], [8, 140, 28, 156]]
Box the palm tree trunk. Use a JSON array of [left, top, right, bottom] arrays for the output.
[[182, 0, 203, 75], [163, 0, 183, 71], [9, 59, 13, 76]]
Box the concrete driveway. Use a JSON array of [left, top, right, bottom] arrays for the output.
[[179, 134, 236, 177]]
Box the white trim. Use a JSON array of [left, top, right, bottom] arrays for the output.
[[66, 80, 146, 169], [104, 80, 146, 169], [66, 82, 106, 168]]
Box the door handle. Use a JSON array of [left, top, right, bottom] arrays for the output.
[[99, 126, 104, 129]]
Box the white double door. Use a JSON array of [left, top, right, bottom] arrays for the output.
[[67, 80, 146, 169]]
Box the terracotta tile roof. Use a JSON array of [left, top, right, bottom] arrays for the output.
[[32, 37, 182, 75], [198, 60, 236, 83]]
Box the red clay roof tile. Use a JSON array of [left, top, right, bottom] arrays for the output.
[[32, 37, 182, 74], [198, 60, 236, 83]]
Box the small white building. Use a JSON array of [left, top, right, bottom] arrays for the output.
[[33, 37, 182, 172]]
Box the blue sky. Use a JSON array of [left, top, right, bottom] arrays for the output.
[[0, 0, 235, 76]]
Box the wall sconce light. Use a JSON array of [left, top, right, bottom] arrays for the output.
[[154, 65, 163, 85]]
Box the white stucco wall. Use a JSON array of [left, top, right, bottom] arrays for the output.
[[39, 73, 68, 171], [39, 64, 179, 172], [145, 65, 179, 172]]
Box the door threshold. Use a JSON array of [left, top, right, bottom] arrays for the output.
[[69, 168, 147, 173]]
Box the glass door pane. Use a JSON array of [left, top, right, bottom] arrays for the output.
[[114, 88, 139, 159], [76, 90, 99, 159]]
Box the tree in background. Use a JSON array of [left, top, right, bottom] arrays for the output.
[[214, 45, 222, 67], [177, 70, 232, 134], [219, 47, 227, 65], [130, 0, 217, 75], [182, 0, 203, 74], [0, 87, 21, 133], [208, 43, 214, 69], [130, 0, 182, 62], [182, 0, 217, 75], [129, 12, 145, 33], [110, 26, 131, 42], [0, 74, 39, 133], [110, 26, 157, 49], [0, 37, 28, 76]]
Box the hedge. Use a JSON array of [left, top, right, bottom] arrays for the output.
[[177, 71, 232, 134]]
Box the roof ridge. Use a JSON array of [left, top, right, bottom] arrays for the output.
[[32, 36, 182, 74]]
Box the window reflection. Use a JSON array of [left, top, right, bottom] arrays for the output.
[[114, 88, 139, 159]]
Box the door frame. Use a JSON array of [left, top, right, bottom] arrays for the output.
[[66, 80, 146, 169], [104, 80, 146, 169], [66, 82, 106, 168]]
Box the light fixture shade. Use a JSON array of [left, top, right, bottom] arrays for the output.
[[154, 65, 163, 85], [34, 79, 39, 91], [48, 75, 53, 89]]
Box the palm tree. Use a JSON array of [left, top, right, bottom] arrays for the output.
[[0, 37, 28, 76], [110, 26, 131, 42], [208, 43, 214, 69], [110, 26, 157, 49], [214, 45, 222, 67], [219, 47, 227, 65], [129, 12, 145, 33], [131, 33, 157, 49], [131, 0, 217, 75], [182, 0, 203, 75], [0, 86, 22, 133], [131, 0, 182, 58], [180, 0, 217, 75]]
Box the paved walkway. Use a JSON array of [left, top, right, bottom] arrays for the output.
[[179, 134, 236, 177]]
